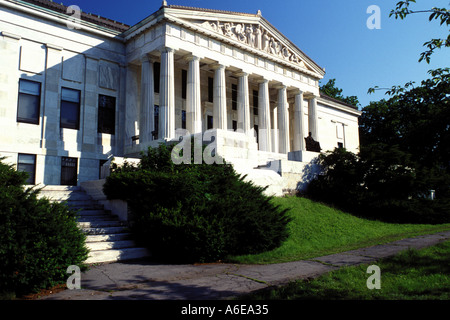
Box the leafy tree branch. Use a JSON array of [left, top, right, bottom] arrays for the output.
[[390, 0, 449, 63]]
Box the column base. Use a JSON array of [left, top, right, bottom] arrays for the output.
[[288, 150, 320, 163]]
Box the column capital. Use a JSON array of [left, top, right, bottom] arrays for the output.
[[160, 46, 175, 54], [185, 54, 201, 62], [210, 63, 226, 70], [256, 78, 269, 84], [140, 54, 152, 63], [275, 84, 287, 90], [236, 71, 249, 77], [292, 89, 304, 96]]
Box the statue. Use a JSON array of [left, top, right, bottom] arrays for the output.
[[262, 30, 270, 52], [246, 25, 255, 47], [223, 22, 234, 38], [255, 26, 262, 50], [304, 132, 321, 152]]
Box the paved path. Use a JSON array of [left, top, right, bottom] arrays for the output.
[[40, 230, 450, 300]]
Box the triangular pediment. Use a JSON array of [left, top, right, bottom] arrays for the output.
[[162, 6, 324, 77]]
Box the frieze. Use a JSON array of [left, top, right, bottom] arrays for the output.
[[199, 20, 306, 68]]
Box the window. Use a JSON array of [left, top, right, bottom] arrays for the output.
[[98, 94, 116, 134], [253, 90, 259, 115], [181, 110, 186, 129], [60, 87, 81, 129], [337, 142, 344, 149], [99, 159, 108, 179], [254, 124, 259, 144], [207, 115, 213, 130], [153, 105, 159, 140], [17, 154, 36, 185], [232, 120, 237, 131], [17, 79, 41, 124], [336, 124, 344, 139], [61, 157, 78, 186], [208, 77, 214, 103], [232, 84, 237, 110], [182, 69, 187, 99], [154, 62, 160, 93]]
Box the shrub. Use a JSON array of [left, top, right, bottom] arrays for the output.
[[0, 159, 88, 298], [103, 143, 291, 263], [306, 146, 450, 224]]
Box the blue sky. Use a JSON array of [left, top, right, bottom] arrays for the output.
[[68, 0, 449, 108]]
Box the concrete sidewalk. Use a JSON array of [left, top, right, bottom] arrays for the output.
[[40, 230, 450, 300]]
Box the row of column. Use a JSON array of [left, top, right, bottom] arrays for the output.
[[138, 48, 319, 153]]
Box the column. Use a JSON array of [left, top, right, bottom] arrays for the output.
[[125, 64, 139, 144], [277, 85, 289, 154], [308, 95, 319, 142], [237, 72, 250, 135], [186, 55, 201, 134], [159, 47, 175, 140], [43, 44, 63, 150], [293, 90, 305, 151], [140, 55, 155, 144], [212, 64, 227, 130], [272, 103, 278, 153], [258, 79, 271, 152]]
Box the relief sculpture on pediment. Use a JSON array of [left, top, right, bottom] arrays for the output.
[[200, 20, 305, 68]]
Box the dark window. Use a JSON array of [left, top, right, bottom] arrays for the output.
[[99, 159, 108, 179], [207, 115, 213, 130], [98, 94, 116, 134], [153, 105, 159, 140], [17, 153, 36, 185], [182, 110, 186, 129], [208, 77, 214, 103], [232, 120, 237, 131], [182, 69, 187, 99], [17, 79, 41, 124], [232, 84, 237, 110], [60, 87, 81, 130], [254, 124, 259, 144], [253, 90, 259, 115], [154, 62, 160, 93], [337, 142, 344, 149], [61, 157, 78, 186]]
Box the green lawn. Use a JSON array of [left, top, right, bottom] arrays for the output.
[[241, 240, 450, 300], [227, 196, 450, 264]]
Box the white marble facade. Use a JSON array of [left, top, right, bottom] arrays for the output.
[[0, 0, 361, 188]]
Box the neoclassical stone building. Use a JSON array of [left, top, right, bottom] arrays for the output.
[[0, 0, 361, 194]]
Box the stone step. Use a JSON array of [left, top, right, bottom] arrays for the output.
[[85, 233, 133, 243], [86, 240, 138, 251], [40, 191, 93, 201], [77, 220, 126, 228], [85, 247, 150, 264], [77, 209, 108, 216], [68, 203, 105, 210], [40, 185, 81, 192], [77, 215, 118, 222], [38, 185, 150, 264], [81, 226, 128, 235]]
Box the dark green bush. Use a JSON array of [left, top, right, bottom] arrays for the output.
[[0, 159, 88, 297], [104, 143, 291, 263], [306, 146, 450, 224]]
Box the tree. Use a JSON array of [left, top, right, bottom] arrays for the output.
[[320, 78, 360, 107], [362, 68, 450, 171], [0, 158, 88, 297], [390, 0, 449, 63]]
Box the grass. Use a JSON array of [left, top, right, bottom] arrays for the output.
[[227, 196, 450, 264], [241, 240, 450, 300]]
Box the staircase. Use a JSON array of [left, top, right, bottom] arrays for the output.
[[39, 185, 150, 264]]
